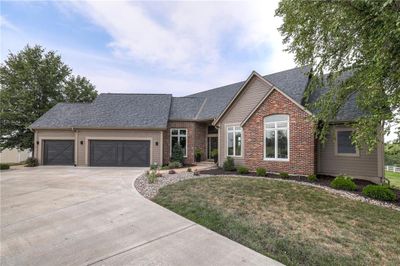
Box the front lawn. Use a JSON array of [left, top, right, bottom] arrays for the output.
[[153, 176, 400, 266], [386, 170, 400, 188]]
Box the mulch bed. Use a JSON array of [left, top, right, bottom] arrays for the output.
[[199, 168, 400, 207]]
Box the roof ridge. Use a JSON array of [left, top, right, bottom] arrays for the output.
[[99, 93, 172, 96]]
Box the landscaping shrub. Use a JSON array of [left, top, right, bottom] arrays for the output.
[[256, 167, 266, 177], [171, 142, 184, 163], [307, 174, 318, 182], [237, 166, 249, 174], [193, 170, 200, 176], [168, 161, 182, 169], [161, 165, 169, 170], [168, 169, 176, 174], [25, 157, 38, 167], [194, 148, 203, 162], [279, 172, 289, 178], [187, 167, 192, 172], [147, 170, 157, 184], [150, 162, 159, 170], [223, 157, 235, 171], [211, 149, 218, 164], [0, 164, 10, 170], [330, 175, 357, 191], [362, 185, 397, 201]]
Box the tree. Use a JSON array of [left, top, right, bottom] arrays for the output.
[[171, 142, 184, 164], [276, 0, 400, 150], [0, 45, 97, 151]]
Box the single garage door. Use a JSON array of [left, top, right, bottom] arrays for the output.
[[90, 140, 150, 167], [43, 140, 74, 165]]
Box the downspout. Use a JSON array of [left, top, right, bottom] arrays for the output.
[[72, 127, 78, 167]]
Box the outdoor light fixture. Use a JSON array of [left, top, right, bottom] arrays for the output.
[[36, 141, 39, 145], [80, 141, 84, 145], [155, 141, 159, 146]]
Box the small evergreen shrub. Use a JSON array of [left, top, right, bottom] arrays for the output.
[[150, 162, 159, 170], [187, 167, 192, 172], [0, 164, 10, 170], [171, 142, 184, 163], [330, 175, 357, 191], [362, 185, 397, 201], [279, 172, 289, 178], [161, 165, 170, 170], [147, 170, 158, 184], [237, 166, 249, 174], [211, 149, 218, 163], [194, 148, 203, 162], [25, 157, 38, 167], [307, 174, 318, 182], [256, 167, 266, 177], [168, 169, 176, 174], [168, 161, 182, 169], [223, 157, 235, 171]]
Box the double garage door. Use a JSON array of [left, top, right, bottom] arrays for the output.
[[43, 140, 150, 167]]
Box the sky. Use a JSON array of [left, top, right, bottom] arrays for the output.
[[1, 0, 398, 142], [1, 0, 295, 96]]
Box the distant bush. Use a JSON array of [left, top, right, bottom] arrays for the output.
[[168, 161, 182, 169], [147, 170, 158, 184], [223, 157, 235, 171], [330, 175, 356, 191], [168, 169, 176, 174], [256, 167, 267, 177], [279, 172, 289, 178], [307, 174, 318, 182], [25, 157, 38, 167], [0, 164, 10, 170], [362, 185, 397, 201], [237, 166, 249, 174], [150, 163, 159, 170], [187, 167, 192, 172]]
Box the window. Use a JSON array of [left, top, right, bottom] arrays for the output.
[[227, 126, 242, 157], [264, 115, 289, 160], [336, 129, 358, 156], [171, 129, 187, 157]]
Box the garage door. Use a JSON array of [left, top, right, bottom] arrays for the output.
[[43, 140, 74, 165], [90, 140, 150, 167]]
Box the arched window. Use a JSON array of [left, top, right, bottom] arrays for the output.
[[264, 115, 289, 160]]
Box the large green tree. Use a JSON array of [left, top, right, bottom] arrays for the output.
[[0, 45, 97, 151], [276, 0, 400, 150]]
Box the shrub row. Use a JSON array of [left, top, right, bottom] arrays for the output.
[[0, 164, 10, 170]]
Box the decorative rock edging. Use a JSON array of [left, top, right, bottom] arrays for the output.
[[135, 172, 400, 211]]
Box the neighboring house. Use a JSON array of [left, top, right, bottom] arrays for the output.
[[30, 66, 384, 183], [0, 148, 31, 164]]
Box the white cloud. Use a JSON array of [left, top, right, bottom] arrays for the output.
[[0, 15, 20, 32]]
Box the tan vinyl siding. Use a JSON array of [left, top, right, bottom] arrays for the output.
[[35, 129, 162, 166], [218, 76, 272, 166], [318, 126, 380, 183]]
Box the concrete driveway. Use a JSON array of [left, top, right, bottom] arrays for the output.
[[1, 167, 280, 266]]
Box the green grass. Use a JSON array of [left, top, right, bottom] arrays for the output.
[[386, 171, 400, 188], [153, 176, 400, 266]]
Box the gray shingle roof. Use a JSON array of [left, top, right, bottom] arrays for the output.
[[31, 94, 172, 129], [169, 97, 206, 120]]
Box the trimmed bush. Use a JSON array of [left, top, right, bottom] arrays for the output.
[[168, 169, 176, 174], [307, 174, 318, 182], [194, 148, 203, 162], [211, 149, 218, 164], [362, 185, 397, 201], [223, 157, 235, 171], [150, 162, 159, 170], [0, 164, 10, 170], [147, 170, 157, 184], [25, 157, 38, 167], [330, 175, 357, 191], [187, 167, 192, 172], [161, 165, 170, 170], [168, 161, 182, 169], [279, 172, 289, 178], [237, 166, 249, 174], [256, 167, 267, 177], [171, 142, 184, 163]]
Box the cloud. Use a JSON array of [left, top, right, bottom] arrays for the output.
[[0, 15, 20, 32]]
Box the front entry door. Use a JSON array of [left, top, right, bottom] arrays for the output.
[[207, 136, 218, 159]]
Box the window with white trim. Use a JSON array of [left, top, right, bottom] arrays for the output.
[[171, 129, 187, 157], [264, 115, 289, 160], [336, 129, 358, 156], [227, 126, 242, 157]]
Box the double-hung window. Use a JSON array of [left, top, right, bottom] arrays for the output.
[[227, 126, 242, 157], [264, 115, 289, 160], [335, 129, 358, 156], [171, 129, 187, 157]]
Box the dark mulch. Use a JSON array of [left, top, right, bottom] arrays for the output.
[[199, 168, 400, 206]]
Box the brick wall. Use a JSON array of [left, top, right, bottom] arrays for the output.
[[243, 90, 316, 176], [163, 121, 207, 165]]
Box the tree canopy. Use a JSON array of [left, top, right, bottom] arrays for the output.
[[0, 45, 97, 151], [276, 0, 400, 150]]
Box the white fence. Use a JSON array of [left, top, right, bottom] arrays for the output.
[[385, 165, 400, 173]]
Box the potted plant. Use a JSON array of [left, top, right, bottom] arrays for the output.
[[211, 149, 218, 164], [194, 148, 203, 162]]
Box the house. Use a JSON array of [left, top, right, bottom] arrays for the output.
[[30, 66, 384, 183]]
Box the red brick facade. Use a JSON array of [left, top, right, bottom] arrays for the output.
[[163, 121, 207, 165], [243, 90, 316, 176]]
